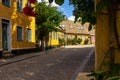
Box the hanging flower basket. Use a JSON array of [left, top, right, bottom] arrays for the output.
[[23, 6, 33, 15], [23, 5, 37, 17], [23, 0, 37, 17], [28, 0, 37, 4]]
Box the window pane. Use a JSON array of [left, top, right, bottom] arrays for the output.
[[17, 0, 22, 11], [27, 28, 31, 41], [17, 26, 22, 41], [2, 0, 10, 6]]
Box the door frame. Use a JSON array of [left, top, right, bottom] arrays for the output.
[[1, 18, 12, 52]]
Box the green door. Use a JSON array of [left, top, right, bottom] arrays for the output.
[[2, 23, 8, 50]]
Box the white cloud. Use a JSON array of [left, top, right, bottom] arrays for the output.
[[68, 16, 75, 21], [37, 0, 49, 3], [50, 0, 60, 7], [37, 0, 59, 7], [58, 6, 67, 13]]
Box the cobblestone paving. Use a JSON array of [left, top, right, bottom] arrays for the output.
[[0, 46, 95, 80]]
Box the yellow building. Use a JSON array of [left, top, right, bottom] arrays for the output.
[[0, 0, 35, 56], [48, 27, 65, 47]]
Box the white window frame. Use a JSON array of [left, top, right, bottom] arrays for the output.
[[26, 28, 32, 41], [70, 35, 72, 40], [70, 26, 73, 29]]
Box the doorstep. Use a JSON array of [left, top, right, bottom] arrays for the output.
[[76, 72, 94, 80]]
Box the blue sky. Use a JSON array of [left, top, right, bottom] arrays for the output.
[[57, 0, 74, 18]]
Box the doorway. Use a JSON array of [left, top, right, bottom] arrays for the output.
[[2, 19, 11, 51]]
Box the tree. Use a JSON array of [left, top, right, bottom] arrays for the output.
[[35, 2, 63, 50]]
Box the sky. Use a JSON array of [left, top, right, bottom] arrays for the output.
[[57, 0, 75, 21]]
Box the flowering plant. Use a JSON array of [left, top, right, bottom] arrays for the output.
[[23, 0, 37, 17]]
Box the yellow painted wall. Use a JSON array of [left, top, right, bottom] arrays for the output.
[[0, 0, 35, 50], [95, 0, 120, 70], [48, 32, 59, 46], [58, 31, 64, 39], [95, 11, 110, 70], [0, 18, 1, 49], [115, 6, 120, 63]]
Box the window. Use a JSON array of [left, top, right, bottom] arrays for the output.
[[2, 0, 10, 6], [2, 19, 10, 24], [52, 32, 54, 39], [54, 32, 56, 40], [27, 28, 32, 41], [57, 33, 59, 40], [66, 35, 68, 39], [78, 26, 81, 30], [70, 26, 73, 29], [75, 35, 77, 38], [17, 0, 23, 11], [78, 26, 84, 30], [81, 36, 85, 40], [56, 32, 58, 40], [70, 35, 72, 40], [17, 26, 23, 41], [81, 26, 84, 29]]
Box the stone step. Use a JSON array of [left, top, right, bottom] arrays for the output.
[[2, 51, 15, 59], [76, 73, 94, 80]]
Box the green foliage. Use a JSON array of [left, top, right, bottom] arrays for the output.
[[59, 38, 65, 46], [96, 0, 111, 13], [66, 38, 72, 45], [87, 70, 106, 80], [65, 38, 83, 45], [71, 37, 78, 45], [109, 63, 120, 77], [107, 76, 120, 80], [35, 2, 63, 40], [84, 38, 89, 45], [77, 38, 82, 44]]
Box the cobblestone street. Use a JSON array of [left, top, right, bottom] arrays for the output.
[[0, 45, 95, 80]]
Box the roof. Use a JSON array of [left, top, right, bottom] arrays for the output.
[[60, 20, 95, 35]]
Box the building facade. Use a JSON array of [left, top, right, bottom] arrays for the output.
[[0, 0, 35, 55], [60, 20, 95, 45]]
